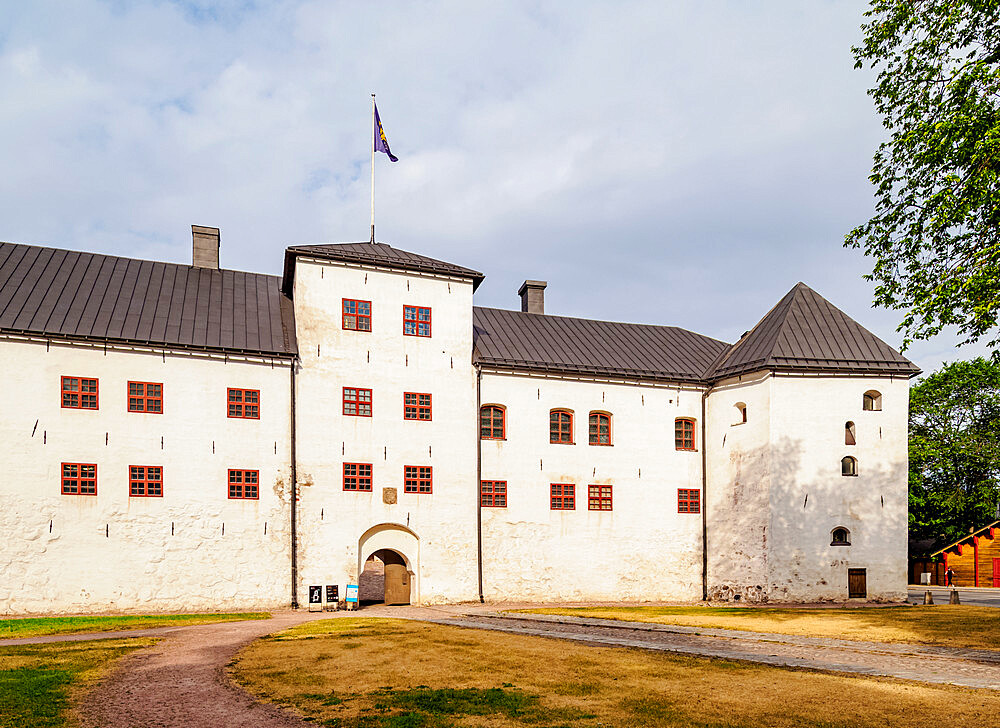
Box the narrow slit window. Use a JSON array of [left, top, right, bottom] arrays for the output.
[[845, 421, 856, 446], [480, 405, 506, 439], [589, 412, 612, 446], [735, 402, 747, 424], [675, 418, 696, 450], [550, 409, 573, 444]]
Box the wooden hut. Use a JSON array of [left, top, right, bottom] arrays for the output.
[[931, 521, 1000, 587]]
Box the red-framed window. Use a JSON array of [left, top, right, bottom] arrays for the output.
[[404, 465, 432, 493], [480, 405, 505, 440], [550, 409, 573, 444], [61, 377, 98, 409], [228, 469, 259, 499], [678, 488, 701, 513], [61, 463, 97, 495], [588, 484, 613, 511], [550, 483, 575, 510], [404, 392, 432, 421], [589, 412, 611, 446], [481, 480, 507, 507], [130, 465, 163, 497], [675, 418, 696, 451], [343, 387, 373, 417], [228, 388, 260, 419], [342, 298, 372, 331], [128, 381, 163, 413], [343, 462, 373, 492], [403, 305, 432, 337]]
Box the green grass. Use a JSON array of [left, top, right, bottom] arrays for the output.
[[0, 638, 154, 727], [0, 612, 269, 640]]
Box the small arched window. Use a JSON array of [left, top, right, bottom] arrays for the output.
[[831, 527, 851, 546], [480, 405, 505, 440], [550, 409, 574, 444], [845, 421, 856, 446], [589, 412, 612, 446], [841, 456, 858, 477], [862, 390, 882, 411], [675, 418, 696, 451], [734, 402, 747, 424]]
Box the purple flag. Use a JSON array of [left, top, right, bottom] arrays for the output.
[[374, 103, 398, 162]]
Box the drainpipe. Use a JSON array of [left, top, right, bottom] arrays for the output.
[[700, 386, 710, 602], [476, 363, 484, 603], [290, 357, 299, 609]]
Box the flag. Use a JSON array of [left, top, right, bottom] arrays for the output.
[[374, 103, 398, 162]]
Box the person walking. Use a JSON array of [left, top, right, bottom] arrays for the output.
[[946, 566, 956, 587]]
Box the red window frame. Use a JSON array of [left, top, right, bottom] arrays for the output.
[[227, 388, 260, 419], [481, 480, 507, 507], [343, 387, 373, 417], [62, 462, 97, 495], [342, 298, 372, 331], [550, 409, 573, 444], [403, 305, 432, 337], [480, 405, 506, 440], [589, 412, 612, 446], [678, 488, 701, 513], [343, 462, 373, 492], [675, 418, 696, 451], [128, 381, 163, 413], [550, 483, 575, 510], [404, 465, 433, 494], [588, 484, 613, 511], [403, 392, 432, 421], [228, 469, 259, 499], [61, 376, 99, 409], [130, 465, 163, 497]]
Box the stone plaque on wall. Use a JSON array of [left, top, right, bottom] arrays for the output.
[[383, 487, 397, 504]]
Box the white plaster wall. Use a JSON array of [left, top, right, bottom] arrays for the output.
[[0, 338, 293, 615], [291, 258, 479, 604], [480, 371, 704, 602]]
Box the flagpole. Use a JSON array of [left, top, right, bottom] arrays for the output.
[[370, 93, 376, 244]]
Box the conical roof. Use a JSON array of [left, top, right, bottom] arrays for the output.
[[706, 282, 920, 380]]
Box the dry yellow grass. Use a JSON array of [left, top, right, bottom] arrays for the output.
[[233, 617, 1000, 728], [518, 605, 1000, 650]]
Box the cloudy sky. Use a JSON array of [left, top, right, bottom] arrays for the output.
[[0, 1, 987, 374]]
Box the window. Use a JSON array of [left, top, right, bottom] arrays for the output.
[[403, 305, 432, 337], [404, 465, 433, 493], [841, 456, 858, 477], [61, 462, 96, 495], [481, 480, 507, 507], [480, 405, 506, 439], [342, 298, 372, 331], [550, 483, 575, 510], [227, 388, 260, 419], [61, 377, 98, 409], [735, 402, 747, 424], [129, 465, 162, 497], [228, 469, 259, 499], [404, 392, 432, 421], [831, 527, 851, 546], [128, 382, 163, 413], [589, 412, 612, 446], [863, 390, 882, 411], [343, 387, 372, 417], [588, 484, 613, 511], [845, 421, 856, 446], [675, 418, 696, 450], [678, 488, 701, 513], [550, 409, 573, 444], [343, 463, 373, 492]]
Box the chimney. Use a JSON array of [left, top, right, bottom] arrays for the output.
[[518, 280, 547, 314], [192, 225, 220, 269]]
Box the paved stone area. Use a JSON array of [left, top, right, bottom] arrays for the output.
[[908, 586, 1000, 608]]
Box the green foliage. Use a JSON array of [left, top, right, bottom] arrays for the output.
[[0, 612, 267, 639], [846, 1, 1000, 350], [909, 357, 1000, 544]]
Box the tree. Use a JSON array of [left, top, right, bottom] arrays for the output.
[[846, 1, 1000, 350], [909, 357, 1000, 546]]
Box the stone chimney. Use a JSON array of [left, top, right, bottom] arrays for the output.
[[192, 225, 220, 269], [518, 280, 547, 314]]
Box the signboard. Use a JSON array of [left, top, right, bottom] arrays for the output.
[[345, 584, 359, 603], [325, 584, 339, 603], [308, 584, 323, 611]]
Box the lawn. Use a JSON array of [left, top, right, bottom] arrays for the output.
[[0, 612, 269, 639], [233, 617, 1000, 728], [516, 605, 1000, 650], [0, 638, 154, 728]]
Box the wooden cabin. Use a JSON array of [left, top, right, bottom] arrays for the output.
[[932, 521, 1000, 587]]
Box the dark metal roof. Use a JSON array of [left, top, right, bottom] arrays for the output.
[[706, 283, 920, 380], [473, 306, 731, 383], [0, 241, 297, 357], [282, 241, 485, 294]]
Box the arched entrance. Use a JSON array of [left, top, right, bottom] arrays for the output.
[[357, 523, 418, 606]]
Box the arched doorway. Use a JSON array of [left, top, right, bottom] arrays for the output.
[[358, 523, 419, 606]]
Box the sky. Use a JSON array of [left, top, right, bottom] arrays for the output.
[[0, 0, 990, 375]]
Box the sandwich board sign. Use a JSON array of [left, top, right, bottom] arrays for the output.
[[345, 584, 359, 604], [308, 585, 323, 612]]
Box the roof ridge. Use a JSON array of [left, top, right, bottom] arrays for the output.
[[705, 285, 801, 379], [930, 520, 1000, 557]]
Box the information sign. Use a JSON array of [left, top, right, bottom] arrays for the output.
[[345, 584, 359, 603]]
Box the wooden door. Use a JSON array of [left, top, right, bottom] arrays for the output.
[[384, 563, 411, 605], [993, 558, 1000, 588], [848, 568, 867, 599]]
